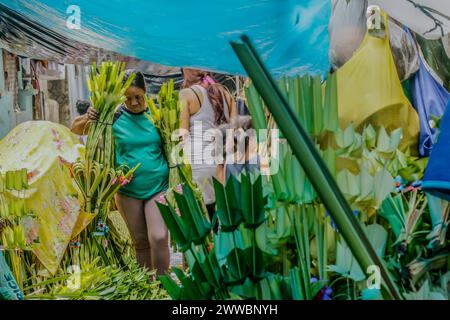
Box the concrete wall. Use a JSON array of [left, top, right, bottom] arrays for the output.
[[0, 48, 34, 140], [47, 79, 70, 127], [67, 64, 90, 122], [0, 48, 85, 140]]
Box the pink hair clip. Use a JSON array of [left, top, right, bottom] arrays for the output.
[[202, 75, 215, 85]]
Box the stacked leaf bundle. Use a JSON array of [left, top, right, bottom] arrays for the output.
[[157, 69, 449, 300], [244, 71, 449, 299], [0, 169, 34, 297], [17, 207, 165, 300], [24, 256, 168, 300], [71, 62, 139, 219], [335, 124, 427, 217], [157, 175, 267, 299], [157, 174, 332, 299], [153, 74, 352, 300], [245, 73, 338, 204]]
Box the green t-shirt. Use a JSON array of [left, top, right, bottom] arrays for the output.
[[113, 106, 169, 200]]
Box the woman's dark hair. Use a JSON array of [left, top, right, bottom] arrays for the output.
[[76, 100, 91, 115], [182, 68, 229, 125], [124, 69, 147, 92]]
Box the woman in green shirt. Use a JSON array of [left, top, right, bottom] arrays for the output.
[[71, 70, 170, 275]]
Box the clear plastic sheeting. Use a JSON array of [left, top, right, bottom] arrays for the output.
[[0, 3, 121, 65], [416, 34, 450, 91], [370, 0, 450, 40], [389, 20, 420, 82], [444, 34, 450, 59], [329, 1, 419, 81], [0, 0, 331, 77], [328, 0, 368, 70]]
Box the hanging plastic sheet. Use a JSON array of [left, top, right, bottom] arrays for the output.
[[0, 3, 107, 65], [423, 101, 450, 201], [0, 0, 330, 77], [0, 121, 89, 275], [336, 12, 420, 152], [408, 29, 450, 157], [328, 0, 368, 70], [329, 1, 419, 81], [416, 35, 450, 91], [369, 0, 450, 40], [389, 20, 420, 81], [0, 4, 190, 78], [444, 34, 450, 58]]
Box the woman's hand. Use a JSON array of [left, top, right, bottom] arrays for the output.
[[71, 108, 96, 135], [86, 107, 99, 121]]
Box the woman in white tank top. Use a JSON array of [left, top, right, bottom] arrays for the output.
[[179, 68, 237, 222]]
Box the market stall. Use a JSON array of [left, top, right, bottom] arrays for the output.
[[0, 0, 449, 301]]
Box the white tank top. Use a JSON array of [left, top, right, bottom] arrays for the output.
[[186, 84, 230, 167]]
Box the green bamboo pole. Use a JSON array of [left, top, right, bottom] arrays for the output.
[[230, 35, 402, 300]]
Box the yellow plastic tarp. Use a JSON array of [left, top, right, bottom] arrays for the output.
[[336, 12, 419, 152], [0, 121, 90, 274]]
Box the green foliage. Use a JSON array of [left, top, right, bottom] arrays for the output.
[[24, 257, 168, 300], [159, 174, 336, 300], [0, 170, 35, 293]]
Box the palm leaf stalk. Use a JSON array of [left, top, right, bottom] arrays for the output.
[[71, 62, 139, 221], [230, 35, 401, 300], [314, 205, 329, 281]]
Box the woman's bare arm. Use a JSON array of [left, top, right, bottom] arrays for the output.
[[70, 107, 98, 135], [71, 114, 90, 135], [179, 89, 193, 140]]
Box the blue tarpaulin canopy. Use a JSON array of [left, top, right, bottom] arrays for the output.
[[0, 0, 330, 76]]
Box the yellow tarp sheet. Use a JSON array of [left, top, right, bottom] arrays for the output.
[[0, 121, 89, 274]]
